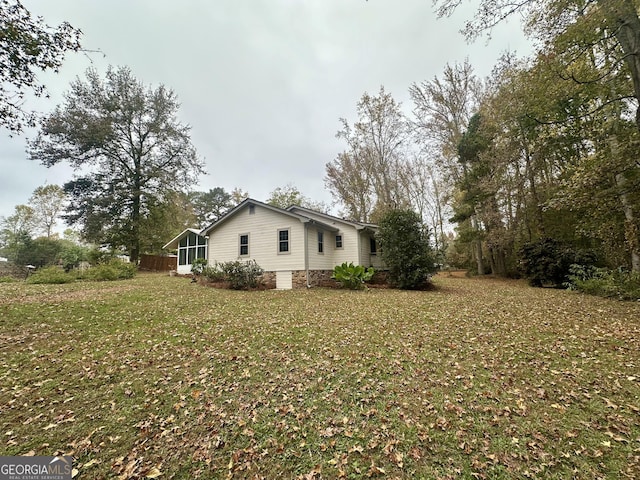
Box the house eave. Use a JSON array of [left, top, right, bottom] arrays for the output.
[[162, 228, 202, 250], [201, 198, 340, 236]]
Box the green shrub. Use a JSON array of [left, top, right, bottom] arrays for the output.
[[87, 248, 118, 265], [567, 265, 640, 300], [83, 260, 136, 281], [518, 238, 596, 287], [218, 260, 264, 290], [60, 242, 90, 272], [202, 263, 225, 282], [191, 257, 208, 275], [331, 262, 374, 290], [377, 209, 436, 289], [26, 266, 76, 284]]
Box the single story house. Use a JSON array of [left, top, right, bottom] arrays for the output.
[[163, 198, 383, 289]]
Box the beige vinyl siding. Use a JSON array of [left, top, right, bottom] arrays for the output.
[[290, 208, 371, 268], [207, 204, 306, 271], [360, 231, 384, 268], [336, 228, 362, 266], [306, 224, 364, 270], [307, 226, 331, 270]]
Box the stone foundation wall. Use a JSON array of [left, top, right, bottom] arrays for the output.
[[256, 269, 389, 290], [208, 270, 387, 289], [260, 271, 277, 289], [369, 270, 389, 286], [307, 270, 339, 288], [257, 270, 339, 289]]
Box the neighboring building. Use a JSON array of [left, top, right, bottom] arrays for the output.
[[163, 198, 382, 288]]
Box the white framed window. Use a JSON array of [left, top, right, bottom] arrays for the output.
[[278, 228, 290, 254], [178, 232, 206, 266], [335, 234, 343, 249], [318, 231, 324, 254], [239, 233, 249, 256], [370, 237, 377, 255]]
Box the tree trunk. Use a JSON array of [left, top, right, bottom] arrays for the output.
[[475, 238, 485, 275], [521, 133, 545, 237], [602, 0, 640, 132], [608, 133, 640, 272], [615, 171, 640, 272], [131, 178, 142, 264], [471, 216, 485, 275]]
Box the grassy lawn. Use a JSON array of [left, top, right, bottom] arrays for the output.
[[1, 272, 639, 479]]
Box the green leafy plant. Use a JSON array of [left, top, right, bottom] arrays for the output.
[[191, 257, 208, 275], [60, 242, 90, 272], [218, 260, 264, 290], [377, 209, 436, 289], [518, 238, 596, 287], [26, 266, 76, 284], [83, 259, 137, 281], [201, 262, 226, 282], [567, 264, 640, 300], [331, 262, 374, 290]]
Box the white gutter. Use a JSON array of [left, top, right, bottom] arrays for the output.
[[303, 221, 311, 288]]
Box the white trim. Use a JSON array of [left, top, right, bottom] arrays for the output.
[[239, 233, 250, 257], [277, 228, 291, 255]]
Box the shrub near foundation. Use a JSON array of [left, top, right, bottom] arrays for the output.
[[219, 260, 264, 289], [331, 262, 374, 290], [377, 209, 436, 289]]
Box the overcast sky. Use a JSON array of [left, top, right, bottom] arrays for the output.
[[1, 0, 532, 223]]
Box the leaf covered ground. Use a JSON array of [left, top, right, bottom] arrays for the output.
[[1, 273, 639, 479]]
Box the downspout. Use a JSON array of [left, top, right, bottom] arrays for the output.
[[304, 221, 311, 287]]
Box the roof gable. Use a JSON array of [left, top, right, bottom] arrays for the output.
[[286, 205, 378, 231], [162, 228, 203, 250], [200, 198, 338, 236]]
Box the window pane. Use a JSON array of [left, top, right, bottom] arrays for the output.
[[188, 232, 197, 246], [187, 247, 196, 264], [278, 229, 289, 253], [179, 248, 187, 265], [336, 235, 342, 248], [179, 236, 187, 247], [240, 234, 249, 255], [197, 246, 206, 259], [370, 237, 377, 254], [318, 231, 324, 253]]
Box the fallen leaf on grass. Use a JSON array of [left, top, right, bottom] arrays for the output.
[[142, 466, 163, 478]]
